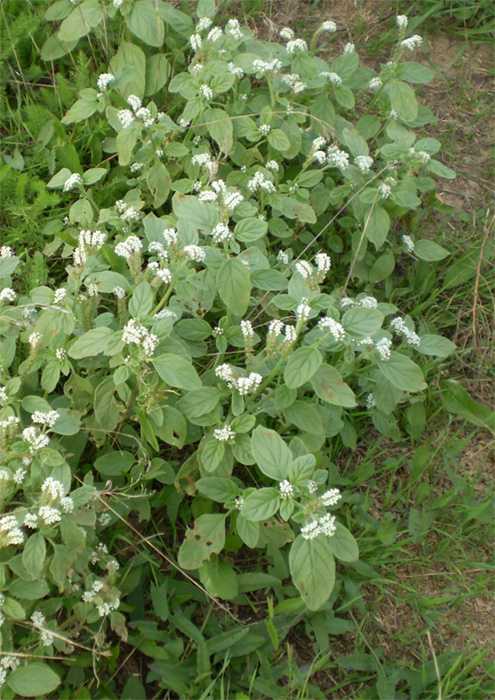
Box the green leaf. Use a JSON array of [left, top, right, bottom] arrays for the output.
[[68, 327, 113, 358], [267, 129, 290, 152], [414, 239, 450, 262], [234, 217, 268, 242], [441, 380, 495, 433], [199, 438, 225, 473], [129, 281, 154, 319], [369, 253, 395, 283], [366, 206, 390, 250], [127, 0, 165, 47], [150, 581, 169, 622], [62, 97, 98, 124], [279, 197, 316, 224], [284, 402, 324, 435], [334, 85, 355, 110], [199, 557, 239, 600], [241, 488, 281, 522], [250, 268, 287, 291], [51, 408, 81, 436], [236, 515, 259, 547], [330, 52, 359, 80], [311, 364, 356, 408], [327, 523, 359, 562], [94, 451, 135, 476], [397, 61, 434, 84], [116, 123, 140, 165], [109, 42, 146, 100], [251, 426, 292, 480], [172, 193, 219, 229], [158, 3, 193, 35], [196, 477, 239, 503], [7, 663, 61, 697], [427, 159, 456, 179], [40, 34, 77, 60], [155, 406, 187, 447], [22, 534, 46, 579], [145, 53, 169, 96], [82, 167, 107, 185], [342, 307, 384, 339], [58, 0, 103, 41], [153, 354, 202, 390], [197, 0, 216, 18], [202, 108, 233, 153], [147, 162, 171, 208], [386, 79, 418, 122], [289, 535, 336, 610], [0, 256, 20, 278], [284, 347, 322, 389], [177, 388, 220, 422], [178, 514, 226, 569], [210, 72, 236, 94], [417, 334, 456, 358], [378, 352, 427, 392], [216, 258, 251, 317]]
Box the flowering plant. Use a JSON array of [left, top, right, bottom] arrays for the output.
[[0, 3, 457, 696]]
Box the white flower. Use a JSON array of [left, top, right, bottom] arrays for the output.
[[234, 496, 244, 510], [63, 173, 82, 192], [162, 228, 178, 246], [122, 320, 158, 357], [115, 235, 142, 259], [327, 146, 349, 170], [130, 162, 144, 174], [28, 332, 41, 348], [215, 363, 235, 385], [227, 62, 244, 77], [223, 190, 244, 211], [321, 20, 337, 32], [39, 505, 62, 525], [379, 183, 392, 199], [113, 286, 126, 299], [343, 42, 355, 53], [396, 15, 408, 28], [301, 520, 320, 540], [401, 34, 423, 51], [200, 84, 214, 101], [281, 73, 306, 93], [284, 325, 297, 344], [240, 320, 254, 338], [286, 38, 308, 54], [369, 77, 382, 90], [313, 150, 327, 165], [312, 137, 327, 151], [318, 317, 346, 341], [127, 94, 142, 111], [211, 223, 232, 243], [236, 372, 262, 395], [320, 71, 342, 85], [252, 59, 282, 74], [183, 245, 205, 262], [207, 27, 222, 42], [225, 19, 243, 40], [113, 0, 123, 6], [321, 488, 341, 506], [213, 425, 236, 442], [13, 468, 26, 484], [31, 611, 45, 627], [198, 190, 217, 203], [118, 109, 135, 129], [376, 337, 392, 360], [280, 27, 295, 40], [296, 301, 312, 322], [41, 477, 65, 500], [295, 261, 313, 279], [24, 512, 38, 529], [247, 171, 276, 193], [60, 496, 74, 513], [23, 426, 49, 452], [390, 317, 420, 346], [307, 480, 318, 494], [258, 124, 271, 135], [279, 480, 294, 499], [156, 268, 172, 284], [0, 246, 13, 258], [365, 393, 376, 409], [96, 73, 115, 90], [32, 411, 59, 428], [389, 108, 399, 120], [318, 513, 337, 537], [277, 250, 289, 265], [196, 17, 212, 31], [0, 288, 16, 303], [53, 288, 67, 304], [355, 155, 374, 173], [268, 320, 284, 337], [315, 252, 331, 277], [359, 296, 378, 308], [402, 234, 415, 252]]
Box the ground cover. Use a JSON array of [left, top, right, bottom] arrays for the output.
[[0, 1, 493, 698]]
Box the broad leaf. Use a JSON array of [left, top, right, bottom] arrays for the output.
[[289, 535, 336, 610], [251, 426, 292, 480]]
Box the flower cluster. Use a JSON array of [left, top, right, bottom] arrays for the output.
[[301, 513, 337, 540], [390, 317, 421, 346], [122, 319, 158, 357], [213, 425, 236, 442], [215, 364, 262, 395]]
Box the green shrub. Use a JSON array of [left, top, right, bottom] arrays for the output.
[[0, 4, 459, 697]]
